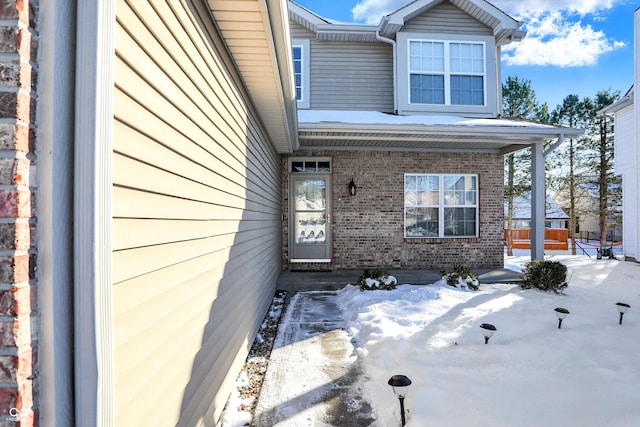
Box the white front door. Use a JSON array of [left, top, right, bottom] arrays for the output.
[[290, 175, 332, 262]]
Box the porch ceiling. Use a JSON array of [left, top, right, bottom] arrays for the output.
[[297, 111, 583, 154], [206, 0, 298, 153]]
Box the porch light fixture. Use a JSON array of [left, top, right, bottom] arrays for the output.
[[554, 307, 570, 329], [616, 302, 630, 325], [348, 178, 357, 196], [480, 323, 496, 344], [388, 374, 412, 426]]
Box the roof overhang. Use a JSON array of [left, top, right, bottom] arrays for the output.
[[297, 110, 583, 154], [600, 86, 634, 116], [289, 0, 525, 44], [379, 0, 524, 43], [207, 0, 299, 152]]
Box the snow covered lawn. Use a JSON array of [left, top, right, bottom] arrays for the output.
[[338, 256, 640, 426]]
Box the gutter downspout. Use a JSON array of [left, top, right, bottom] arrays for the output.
[[376, 21, 398, 114]]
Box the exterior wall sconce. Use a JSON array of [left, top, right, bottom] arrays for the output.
[[388, 374, 412, 426], [348, 178, 357, 195], [554, 307, 570, 329], [480, 323, 496, 344], [616, 302, 630, 324]]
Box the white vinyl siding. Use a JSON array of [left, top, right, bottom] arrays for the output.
[[114, 1, 281, 425], [402, 1, 492, 35], [290, 21, 394, 112], [405, 174, 478, 238], [612, 106, 637, 260], [311, 41, 394, 111]]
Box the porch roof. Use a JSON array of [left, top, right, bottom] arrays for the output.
[[297, 110, 583, 154]]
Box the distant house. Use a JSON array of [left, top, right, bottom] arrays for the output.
[[0, 0, 581, 426], [553, 181, 622, 240], [506, 194, 569, 229]]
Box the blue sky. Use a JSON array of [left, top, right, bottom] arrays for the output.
[[293, 0, 637, 109]]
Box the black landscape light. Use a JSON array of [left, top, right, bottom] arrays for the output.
[[616, 302, 630, 325], [388, 374, 412, 426], [480, 323, 496, 344], [348, 178, 357, 196], [554, 307, 570, 329]]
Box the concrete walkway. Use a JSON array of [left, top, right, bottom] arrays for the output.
[[253, 291, 375, 426], [255, 267, 523, 426]]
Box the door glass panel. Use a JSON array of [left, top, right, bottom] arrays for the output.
[[296, 212, 326, 244], [295, 180, 325, 211], [294, 179, 326, 246]]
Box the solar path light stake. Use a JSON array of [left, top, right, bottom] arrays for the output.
[[554, 307, 570, 329], [480, 323, 496, 344], [616, 302, 630, 325], [388, 375, 412, 426]]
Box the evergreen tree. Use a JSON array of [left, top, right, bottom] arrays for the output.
[[550, 95, 586, 255], [580, 90, 621, 247]]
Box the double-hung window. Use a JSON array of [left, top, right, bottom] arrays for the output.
[[409, 40, 485, 106], [404, 174, 478, 238]]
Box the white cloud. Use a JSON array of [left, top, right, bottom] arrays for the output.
[[351, 0, 408, 24], [492, 0, 620, 16], [501, 11, 625, 67], [350, 0, 627, 68]]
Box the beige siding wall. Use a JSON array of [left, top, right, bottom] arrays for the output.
[[403, 2, 492, 35], [291, 23, 394, 111], [113, 1, 281, 425]]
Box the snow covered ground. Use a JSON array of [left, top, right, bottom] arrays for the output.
[[223, 254, 640, 426], [338, 255, 640, 426]]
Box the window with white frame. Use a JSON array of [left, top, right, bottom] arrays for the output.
[[409, 40, 485, 106], [292, 39, 310, 109], [404, 174, 478, 238]]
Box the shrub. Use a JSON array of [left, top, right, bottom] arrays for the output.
[[358, 269, 397, 291], [520, 260, 568, 293], [440, 265, 479, 291]]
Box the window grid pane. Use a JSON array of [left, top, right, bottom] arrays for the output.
[[405, 174, 477, 237], [293, 46, 303, 101], [410, 74, 445, 104]]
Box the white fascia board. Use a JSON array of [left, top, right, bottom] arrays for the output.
[[288, 1, 329, 33], [264, 0, 299, 151], [600, 93, 634, 116]]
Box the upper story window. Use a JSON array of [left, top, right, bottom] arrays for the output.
[[292, 39, 310, 109], [404, 173, 478, 238], [409, 40, 485, 106], [293, 46, 303, 100]]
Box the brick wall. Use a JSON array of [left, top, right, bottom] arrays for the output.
[[0, 0, 39, 425], [283, 150, 504, 271]]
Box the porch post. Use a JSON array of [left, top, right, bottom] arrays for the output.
[[531, 142, 545, 260]]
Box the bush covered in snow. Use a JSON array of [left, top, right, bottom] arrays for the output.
[[521, 260, 568, 293], [440, 265, 479, 291], [358, 269, 397, 291]]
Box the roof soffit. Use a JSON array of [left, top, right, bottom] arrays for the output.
[[207, 0, 298, 153], [297, 121, 582, 154]]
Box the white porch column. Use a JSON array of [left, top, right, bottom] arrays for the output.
[[531, 142, 545, 260]]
